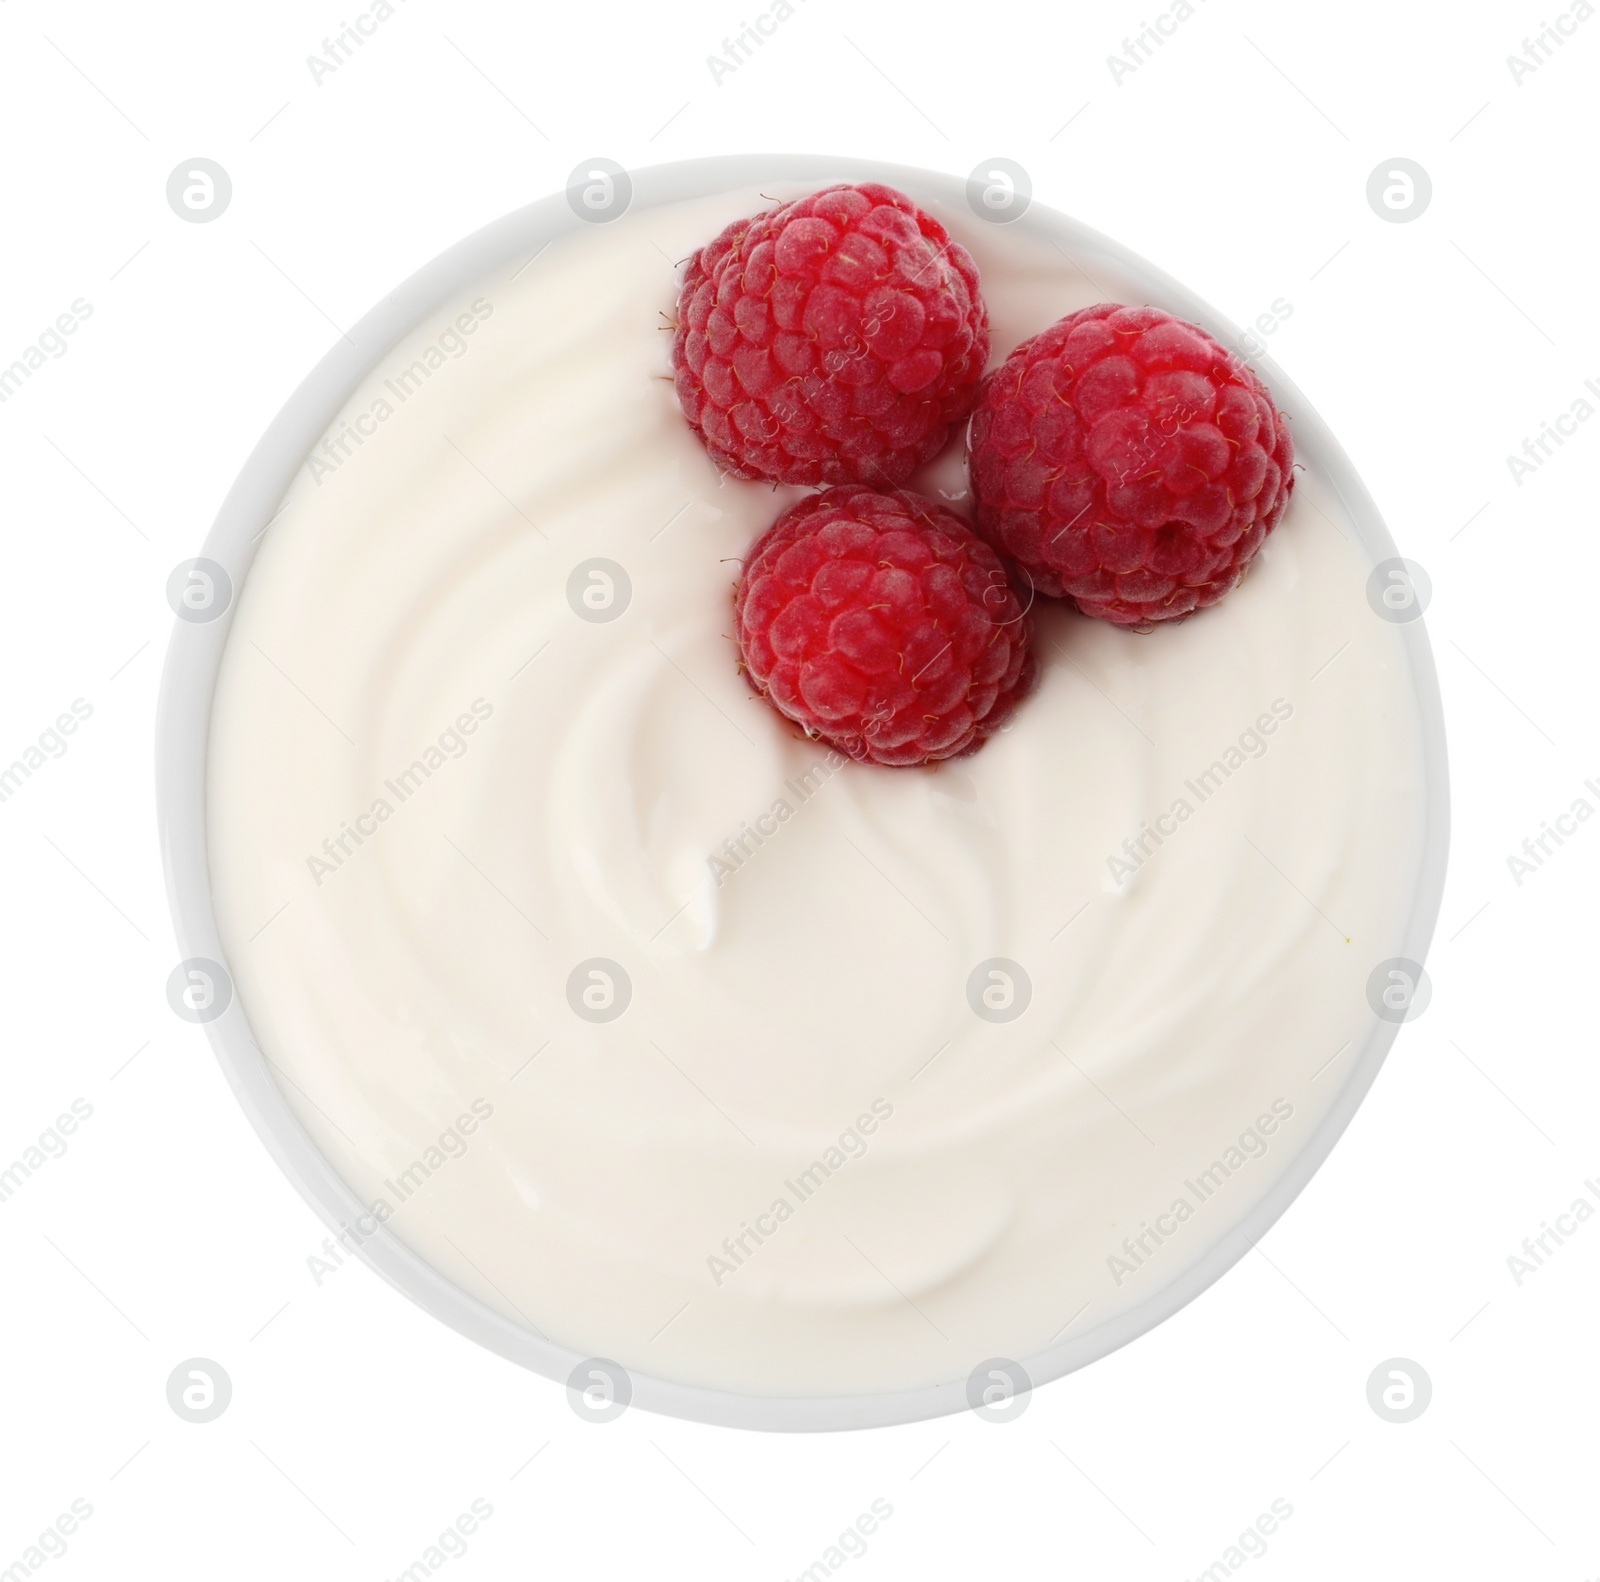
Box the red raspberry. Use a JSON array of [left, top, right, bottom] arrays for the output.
[[735, 486, 1035, 768], [673, 184, 989, 487], [969, 304, 1295, 627]]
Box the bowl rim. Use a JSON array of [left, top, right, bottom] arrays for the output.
[[154, 152, 1450, 1432]]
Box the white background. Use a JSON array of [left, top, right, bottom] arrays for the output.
[[1, 0, 1596, 1577]]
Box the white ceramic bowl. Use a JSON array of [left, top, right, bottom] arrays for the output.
[[155, 154, 1449, 1431]]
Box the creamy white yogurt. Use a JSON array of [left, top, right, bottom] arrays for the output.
[[207, 186, 1428, 1396]]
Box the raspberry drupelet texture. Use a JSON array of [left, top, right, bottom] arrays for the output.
[[673, 184, 990, 487], [969, 304, 1295, 627], [735, 486, 1036, 768]]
